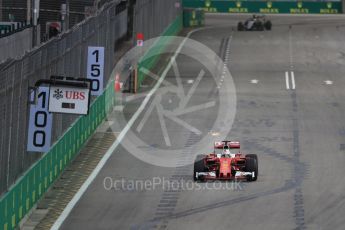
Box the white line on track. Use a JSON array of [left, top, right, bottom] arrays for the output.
[[285, 71, 290, 90], [291, 71, 296, 90], [324, 80, 333, 85], [218, 35, 232, 90], [50, 27, 204, 230], [285, 71, 296, 90]]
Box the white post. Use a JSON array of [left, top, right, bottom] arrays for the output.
[[27, 0, 31, 24], [0, 0, 3, 21], [33, 0, 40, 26], [32, 0, 40, 46], [61, 3, 66, 31], [66, 0, 70, 30]]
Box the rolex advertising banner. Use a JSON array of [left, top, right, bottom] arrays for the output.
[[183, 0, 342, 14]]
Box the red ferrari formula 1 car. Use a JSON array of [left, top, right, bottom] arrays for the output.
[[193, 141, 258, 182]]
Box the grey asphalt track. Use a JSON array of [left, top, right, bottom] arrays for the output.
[[60, 14, 345, 230]]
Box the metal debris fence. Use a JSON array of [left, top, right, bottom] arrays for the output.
[[0, 0, 182, 229]]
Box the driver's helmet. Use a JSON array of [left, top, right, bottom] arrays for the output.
[[223, 145, 231, 156]]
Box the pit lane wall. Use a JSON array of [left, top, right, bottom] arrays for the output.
[[0, 82, 115, 230], [183, 0, 342, 14]]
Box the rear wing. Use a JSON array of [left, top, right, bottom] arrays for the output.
[[214, 141, 240, 149]]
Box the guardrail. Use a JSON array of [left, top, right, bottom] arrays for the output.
[[182, 0, 342, 14]]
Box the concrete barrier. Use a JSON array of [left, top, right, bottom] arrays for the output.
[[0, 27, 33, 63]]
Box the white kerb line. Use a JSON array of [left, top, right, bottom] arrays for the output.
[[50, 28, 204, 230], [291, 71, 295, 90], [285, 71, 290, 90]]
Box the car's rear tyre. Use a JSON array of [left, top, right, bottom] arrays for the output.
[[237, 22, 244, 31], [194, 155, 205, 181], [265, 20, 272, 30], [245, 157, 258, 181]]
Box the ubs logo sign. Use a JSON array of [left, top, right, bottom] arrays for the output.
[[65, 91, 86, 100], [53, 88, 86, 100], [53, 89, 63, 100]]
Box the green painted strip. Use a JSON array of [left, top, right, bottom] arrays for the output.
[[183, 0, 342, 14], [0, 196, 2, 228]]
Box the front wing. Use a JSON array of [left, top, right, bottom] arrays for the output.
[[195, 171, 255, 181]]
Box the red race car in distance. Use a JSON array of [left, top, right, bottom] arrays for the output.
[[193, 141, 258, 182]]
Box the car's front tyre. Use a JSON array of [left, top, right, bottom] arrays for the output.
[[193, 155, 205, 181], [265, 20, 272, 30], [237, 22, 245, 31], [245, 157, 258, 181]]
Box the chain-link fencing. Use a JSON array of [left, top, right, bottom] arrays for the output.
[[0, 1, 128, 196], [0, 0, 182, 197]]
